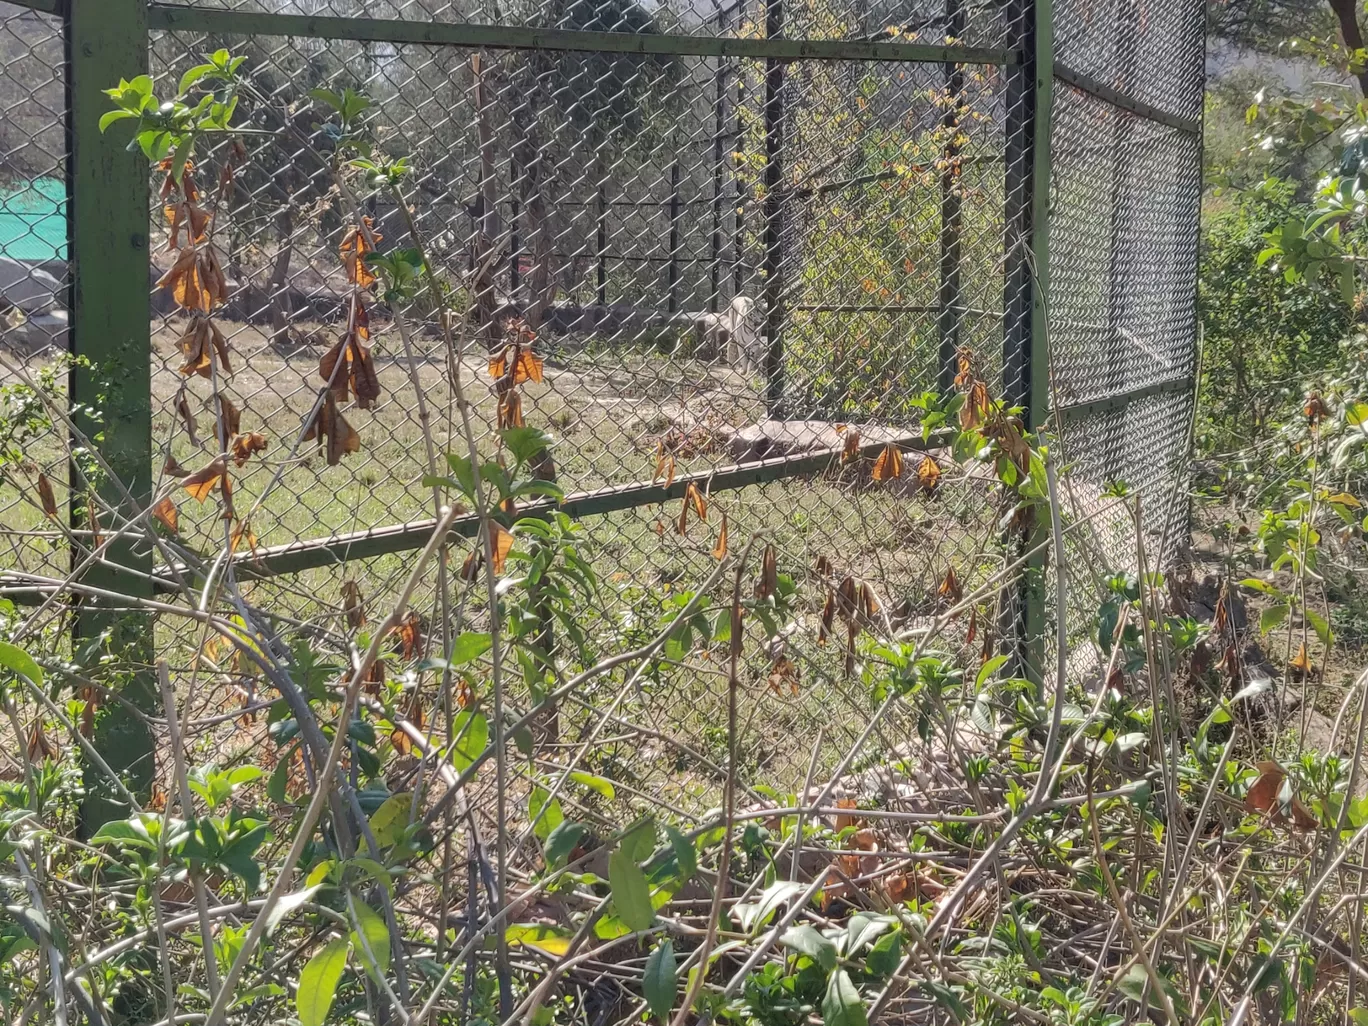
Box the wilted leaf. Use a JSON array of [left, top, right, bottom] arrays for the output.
[[181, 457, 227, 503], [768, 655, 799, 696], [1244, 761, 1285, 814], [175, 393, 199, 445], [230, 517, 259, 557], [26, 720, 59, 762], [36, 473, 57, 519], [341, 580, 365, 629], [489, 522, 514, 575], [938, 566, 962, 606], [1289, 643, 1314, 679], [152, 496, 178, 533], [489, 344, 544, 384], [230, 432, 268, 467], [217, 395, 241, 438], [1304, 393, 1331, 425], [842, 427, 862, 463], [712, 511, 729, 560], [756, 544, 778, 599], [871, 443, 903, 481], [953, 345, 974, 389], [497, 388, 524, 429], [686, 482, 707, 521], [303, 392, 361, 466], [916, 454, 941, 491], [961, 379, 990, 429], [340, 218, 380, 288], [394, 611, 426, 661]]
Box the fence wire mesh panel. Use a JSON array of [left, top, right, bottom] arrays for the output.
[[1047, 0, 1203, 683], [0, 1, 69, 580]]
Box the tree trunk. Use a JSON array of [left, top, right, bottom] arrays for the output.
[[1328, 0, 1368, 95], [267, 205, 295, 346]]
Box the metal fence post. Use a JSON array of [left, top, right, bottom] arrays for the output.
[[761, 0, 787, 413], [66, 0, 155, 832], [1002, 0, 1053, 686], [935, 0, 965, 395]]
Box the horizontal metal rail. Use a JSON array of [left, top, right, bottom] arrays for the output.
[[1053, 63, 1200, 135], [147, 3, 1018, 65], [0, 429, 953, 599], [6, 0, 62, 13], [1054, 374, 1193, 423]]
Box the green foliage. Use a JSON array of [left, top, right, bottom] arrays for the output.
[[1198, 179, 1352, 453]]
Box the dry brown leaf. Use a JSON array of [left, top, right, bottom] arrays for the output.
[[1304, 393, 1332, 425], [1292, 799, 1318, 831], [767, 654, 799, 696], [340, 219, 380, 288], [498, 389, 525, 429], [652, 442, 667, 484], [663, 455, 677, 489], [871, 443, 903, 481], [489, 522, 514, 575], [36, 472, 57, 519], [394, 611, 426, 661], [1244, 761, 1285, 815], [230, 518, 259, 557], [26, 721, 59, 762], [392, 691, 426, 756], [961, 379, 991, 430], [953, 345, 975, 389], [218, 395, 241, 439], [488, 344, 545, 384], [917, 455, 942, 491], [303, 392, 361, 466], [152, 496, 179, 533], [1290, 643, 1315, 679], [164, 454, 188, 478], [686, 481, 708, 522], [341, 580, 365, 629], [712, 511, 729, 560], [938, 566, 962, 607], [842, 427, 862, 463], [859, 581, 881, 618], [79, 684, 98, 738], [209, 319, 232, 375], [455, 678, 474, 709], [460, 548, 482, 581], [834, 798, 859, 831], [177, 319, 212, 378], [819, 590, 836, 645], [756, 544, 778, 599], [966, 606, 978, 645], [885, 873, 910, 903], [230, 431, 268, 467], [181, 457, 227, 503]]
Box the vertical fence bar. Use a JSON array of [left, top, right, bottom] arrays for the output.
[[710, 15, 728, 313], [1001, 0, 1053, 685], [761, 0, 786, 412], [936, 0, 965, 394], [668, 152, 681, 315], [595, 162, 608, 307], [66, 0, 156, 832]]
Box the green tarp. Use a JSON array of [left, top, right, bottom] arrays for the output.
[[0, 177, 66, 262]]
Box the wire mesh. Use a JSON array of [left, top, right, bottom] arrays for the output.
[[0, 0, 1203, 822], [0, 1, 69, 582]]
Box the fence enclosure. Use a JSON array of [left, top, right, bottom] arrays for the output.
[[0, 0, 1201, 803]]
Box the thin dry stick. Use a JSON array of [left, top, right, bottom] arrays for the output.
[[157, 661, 222, 1003], [668, 535, 757, 1026]]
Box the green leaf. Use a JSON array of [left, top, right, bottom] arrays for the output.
[[98, 109, 137, 133], [528, 785, 564, 841], [502, 426, 554, 466], [921, 980, 968, 1022], [1347, 1008, 1368, 1026], [543, 820, 586, 869], [643, 939, 677, 1020], [608, 849, 654, 932], [1304, 608, 1335, 648], [0, 641, 41, 685], [444, 453, 477, 499], [845, 913, 894, 956], [506, 923, 573, 956], [296, 936, 348, 1026], [569, 771, 616, 800], [349, 899, 390, 983], [368, 793, 413, 848], [664, 825, 697, 880], [780, 924, 837, 971], [1259, 603, 1289, 634], [451, 712, 488, 772], [264, 884, 323, 937], [449, 632, 492, 664], [621, 819, 656, 862], [822, 969, 868, 1026], [178, 63, 215, 96], [975, 654, 1008, 690]]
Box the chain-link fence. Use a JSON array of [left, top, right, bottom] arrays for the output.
[[0, 0, 1201, 796]]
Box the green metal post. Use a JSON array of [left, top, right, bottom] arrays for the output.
[[67, 0, 156, 833], [1001, 0, 1052, 686]]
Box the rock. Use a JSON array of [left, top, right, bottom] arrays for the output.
[[727, 419, 908, 462], [3, 308, 67, 352], [0, 257, 62, 314]]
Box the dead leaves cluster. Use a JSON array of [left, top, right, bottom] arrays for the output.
[[817, 564, 881, 675], [159, 245, 228, 314], [340, 218, 381, 288], [320, 299, 382, 409]]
